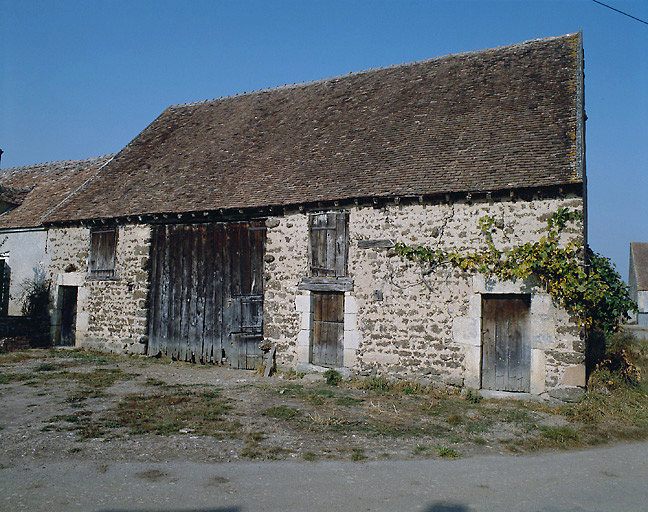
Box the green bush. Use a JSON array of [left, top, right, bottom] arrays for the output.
[[323, 369, 342, 386]]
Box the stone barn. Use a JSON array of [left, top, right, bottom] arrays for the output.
[[41, 33, 587, 394]]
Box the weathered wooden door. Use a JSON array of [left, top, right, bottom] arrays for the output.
[[222, 223, 265, 369], [148, 221, 264, 368], [481, 295, 531, 392], [59, 286, 77, 346], [311, 292, 344, 367]]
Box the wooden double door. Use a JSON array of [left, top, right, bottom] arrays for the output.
[[481, 295, 531, 392], [148, 221, 265, 369]]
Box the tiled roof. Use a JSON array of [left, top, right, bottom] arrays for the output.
[[47, 33, 584, 223], [631, 242, 648, 291], [0, 155, 113, 229]]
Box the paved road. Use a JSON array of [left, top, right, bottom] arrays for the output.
[[1, 442, 647, 512]]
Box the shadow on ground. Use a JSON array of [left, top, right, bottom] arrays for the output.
[[424, 504, 471, 512], [97, 508, 240, 512]]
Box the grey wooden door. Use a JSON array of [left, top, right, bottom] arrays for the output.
[[148, 221, 265, 368], [311, 292, 344, 367], [481, 295, 531, 392], [223, 223, 265, 369]]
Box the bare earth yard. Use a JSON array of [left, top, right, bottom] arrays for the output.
[[1, 348, 647, 467]]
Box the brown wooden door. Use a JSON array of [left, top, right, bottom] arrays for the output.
[[311, 292, 344, 367], [148, 221, 265, 368], [481, 295, 531, 392]]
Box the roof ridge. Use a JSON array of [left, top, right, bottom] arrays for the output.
[[169, 32, 579, 109], [0, 154, 115, 172]]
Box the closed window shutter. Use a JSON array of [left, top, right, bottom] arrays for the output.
[[309, 212, 348, 277], [90, 228, 117, 277]]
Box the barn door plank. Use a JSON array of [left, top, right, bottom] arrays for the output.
[[202, 225, 216, 363], [158, 225, 170, 357], [325, 213, 337, 276], [194, 226, 207, 361], [185, 227, 197, 361], [312, 294, 322, 365], [334, 212, 349, 277], [222, 225, 235, 366], [169, 225, 182, 360], [213, 225, 225, 363], [177, 226, 190, 361], [147, 226, 161, 356]]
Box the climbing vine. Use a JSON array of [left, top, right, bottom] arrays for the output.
[[394, 208, 636, 335]]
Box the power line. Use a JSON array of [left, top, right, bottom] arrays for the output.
[[591, 0, 648, 25]]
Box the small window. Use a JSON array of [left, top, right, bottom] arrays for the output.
[[308, 212, 349, 277], [89, 227, 117, 278]]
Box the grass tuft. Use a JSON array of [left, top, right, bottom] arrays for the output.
[[262, 405, 301, 420], [436, 446, 461, 458]]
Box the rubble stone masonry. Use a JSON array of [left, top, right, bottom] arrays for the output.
[[264, 194, 585, 393], [47, 224, 151, 355], [45, 192, 585, 393]]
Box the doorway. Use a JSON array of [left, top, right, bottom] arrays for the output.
[[148, 221, 265, 368], [481, 294, 531, 392], [311, 292, 344, 367], [58, 286, 78, 346]]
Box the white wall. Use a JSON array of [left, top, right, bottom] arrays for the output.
[[0, 229, 50, 316]]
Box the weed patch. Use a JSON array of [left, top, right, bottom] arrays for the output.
[[262, 405, 301, 420], [540, 426, 581, 445], [436, 446, 461, 458], [0, 372, 31, 385], [106, 389, 238, 437], [335, 396, 364, 407], [0, 351, 37, 363], [303, 451, 319, 461], [34, 363, 58, 372], [351, 448, 367, 461], [357, 376, 392, 393]]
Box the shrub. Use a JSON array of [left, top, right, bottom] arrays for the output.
[[323, 369, 342, 386], [20, 267, 50, 318]]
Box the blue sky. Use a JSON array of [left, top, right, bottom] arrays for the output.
[[1, 0, 646, 279]]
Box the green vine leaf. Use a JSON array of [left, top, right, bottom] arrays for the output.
[[393, 208, 637, 335]]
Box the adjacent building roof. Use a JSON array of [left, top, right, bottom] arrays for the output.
[[47, 32, 584, 223], [0, 155, 113, 229], [630, 242, 648, 294], [0, 184, 29, 207]]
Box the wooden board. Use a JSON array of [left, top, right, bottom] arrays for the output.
[[481, 295, 531, 392], [148, 221, 264, 368], [311, 292, 344, 368]]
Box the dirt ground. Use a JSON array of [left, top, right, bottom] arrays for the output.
[[0, 348, 636, 467]]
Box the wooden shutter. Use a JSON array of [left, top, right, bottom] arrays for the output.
[[89, 228, 117, 278], [309, 212, 348, 277]]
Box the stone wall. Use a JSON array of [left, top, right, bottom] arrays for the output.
[[263, 194, 585, 393], [44, 192, 586, 394], [262, 215, 309, 367], [47, 224, 151, 354]]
